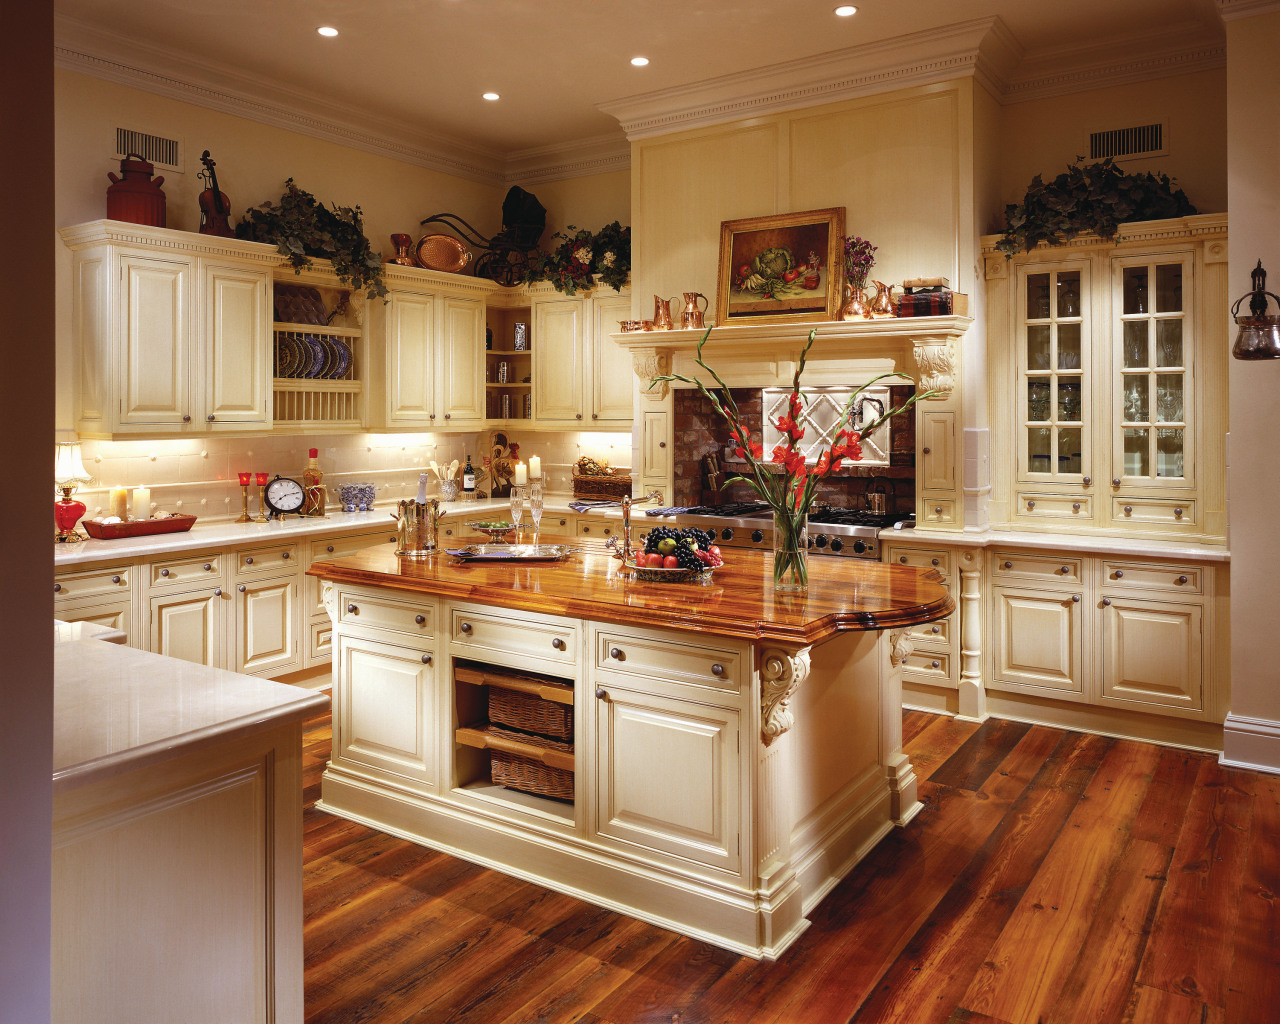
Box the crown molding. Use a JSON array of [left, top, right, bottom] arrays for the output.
[[505, 134, 632, 186], [1217, 0, 1280, 20], [978, 212, 1229, 257]]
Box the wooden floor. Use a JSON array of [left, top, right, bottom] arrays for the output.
[[301, 706, 1279, 1024]]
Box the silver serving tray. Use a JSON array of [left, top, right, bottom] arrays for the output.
[[446, 544, 573, 562]]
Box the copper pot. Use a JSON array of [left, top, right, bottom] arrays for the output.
[[106, 153, 166, 227]]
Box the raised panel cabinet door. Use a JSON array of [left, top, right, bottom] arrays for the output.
[[593, 685, 740, 874], [919, 411, 956, 491], [590, 293, 634, 423], [533, 298, 584, 422], [641, 410, 671, 479], [991, 585, 1084, 699], [234, 577, 300, 676], [118, 253, 191, 428], [149, 587, 226, 668], [387, 291, 436, 425], [204, 261, 271, 427], [438, 296, 486, 424], [334, 635, 436, 787], [1101, 598, 1204, 714]]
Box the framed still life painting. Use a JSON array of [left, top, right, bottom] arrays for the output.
[[715, 207, 845, 326]]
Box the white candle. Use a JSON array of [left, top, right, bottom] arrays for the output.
[[529, 455, 542, 479], [109, 487, 129, 520], [133, 487, 151, 519], [513, 462, 528, 486]]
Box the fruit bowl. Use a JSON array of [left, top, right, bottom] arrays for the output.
[[623, 557, 715, 583], [469, 521, 514, 541]]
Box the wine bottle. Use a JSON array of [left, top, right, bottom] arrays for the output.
[[416, 472, 429, 504], [302, 448, 326, 517], [462, 455, 476, 493]]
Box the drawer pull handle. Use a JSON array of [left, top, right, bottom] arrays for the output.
[[1060, 565, 1070, 574], [203, 563, 212, 572], [53, 583, 60, 592], [595, 687, 608, 700], [658, 441, 667, 448], [583, 526, 590, 533], [1072, 595, 1081, 603], [899, 556, 908, 564], [160, 568, 170, 577], [1177, 575, 1189, 585], [931, 558, 940, 566], [112, 575, 121, 584], [207, 414, 215, 422], [603, 528, 611, 536], [1102, 598, 1111, 606], [576, 413, 583, 419], [1114, 570, 1124, 578], [389, 536, 396, 543], [1174, 507, 1183, 518], [415, 614, 426, 625], [1124, 505, 1133, 515], [934, 506, 943, 515], [326, 545, 335, 553], [282, 551, 290, 559], [931, 660, 940, 669], [445, 413, 451, 420], [182, 414, 191, 422], [711, 663, 725, 677], [1027, 500, 1036, 509], [552, 638, 566, 651], [1072, 503, 1081, 512], [1003, 561, 1013, 569], [922, 446, 932, 455], [1113, 478, 1121, 487], [460, 622, 472, 633], [421, 654, 432, 665], [245, 557, 254, 564], [559, 519, 567, 526], [931, 625, 941, 634], [214, 588, 222, 597], [609, 646, 622, 660], [348, 603, 358, 614], [1083, 476, 1092, 485], [238, 584, 246, 593]]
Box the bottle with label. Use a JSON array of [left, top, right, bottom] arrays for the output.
[[302, 448, 326, 517], [462, 455, 476, 494]]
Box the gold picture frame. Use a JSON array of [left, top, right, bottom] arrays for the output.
[[715, 207, 845, 326]]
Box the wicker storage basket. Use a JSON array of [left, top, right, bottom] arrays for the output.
[[572, 467, 633, 500], [490, 746, 575, 802], [490, 685, 574, 741]]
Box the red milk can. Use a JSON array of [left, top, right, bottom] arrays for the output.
[[106, 153, 167, 227]]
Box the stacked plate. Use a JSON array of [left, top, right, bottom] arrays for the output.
[[274, 331, 351, 380]]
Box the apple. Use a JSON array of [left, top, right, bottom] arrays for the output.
[[708, 545, 722, 558], [663, 555, 679, 569], [645, 553, 665, 568]]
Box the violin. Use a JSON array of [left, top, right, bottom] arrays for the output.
[[198, 150, 233, 237]]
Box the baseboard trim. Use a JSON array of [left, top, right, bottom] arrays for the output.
[[1220, 713, 1280, 774]]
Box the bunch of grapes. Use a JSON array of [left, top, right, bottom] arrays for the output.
[[638, 526, 724, 570]]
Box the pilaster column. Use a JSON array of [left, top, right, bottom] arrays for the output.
[[883, 631, 922, 824], [957, 549, 987, 722]]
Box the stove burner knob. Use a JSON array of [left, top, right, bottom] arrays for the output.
[[721, 528, 733, 541], [852, 540, 867, 554], [814, 534, 829, 548], [751, 530, 764, 543], [830, 538, 844, 552]]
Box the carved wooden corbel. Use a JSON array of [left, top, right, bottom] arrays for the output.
[[633, 349, 673, 400], [911, 338, 956, 398], [321, 580, 337, 621], [760, 647, 812, 745], [888, 630, 914, 668]]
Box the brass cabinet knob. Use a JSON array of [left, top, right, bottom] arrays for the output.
[[552, 638, 566, 650], [415, 614, 426, 625], [238, 584, 246, 592], [595, 687, 607, 700], [1177, 575, 1189, 585], [711, 663, 725, 676], [460, 622, 472, 633], [421, 654, 432, 665]]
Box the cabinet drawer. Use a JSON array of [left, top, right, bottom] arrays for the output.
[[593, 627, 742, 703], [575, 517, 621, 540], [1101, 561, 1204, 596], [234, 544, 300, 577], [1015, 492, 1093, 520], [992, 552, 1083, 583], [54, 564, 132, 602], [902, 648, 952, 682], [339, 588, 436, 639], [537, 515, 574, 537], [55, 597, 133, 647], [448, 606, 578, 669], [308, 531, 396, 617], [1112, 497, 1195, 527], [308, 617, 334, 665], [148, 553, 223, 588], [921, 498, 956, 525], [907, 617, 950, 643], [889, 547, 952, 575]]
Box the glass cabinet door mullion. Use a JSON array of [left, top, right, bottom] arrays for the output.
[[1021, 266, 1085, 481]]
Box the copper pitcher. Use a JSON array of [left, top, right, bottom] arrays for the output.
[[653, 294, 677, 330], [680, 292, 708, 329], [869, 280, 898, 318]]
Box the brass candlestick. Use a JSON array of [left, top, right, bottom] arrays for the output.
[[236, 472, 252, 523], [254, 473, 269, 523]]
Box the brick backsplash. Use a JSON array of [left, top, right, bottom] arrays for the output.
[[69, 430, 630, 523], [672, 387, 916, 510]]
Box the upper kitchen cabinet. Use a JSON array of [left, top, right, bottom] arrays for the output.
[[62, 221, 276, 438], [373, 265, 495, 430], [983, 215, 1228, 542], [529, 287, 633, 428]]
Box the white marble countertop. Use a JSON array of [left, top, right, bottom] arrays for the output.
[[53, 640, 330, 792]]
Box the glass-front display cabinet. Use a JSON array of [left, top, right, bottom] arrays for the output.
[[984, 215, 1227, 541]]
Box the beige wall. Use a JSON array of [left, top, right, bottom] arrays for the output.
[[1225, 10, 1280, 769], [516, 170, 631, 246], [993, 69, 1227, 232]]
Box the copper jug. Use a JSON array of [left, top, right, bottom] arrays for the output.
[[869, 280, 898, 318], [106, 153, 167, 227], [680, 292, 708, 329], [653, 294, 677, 330]]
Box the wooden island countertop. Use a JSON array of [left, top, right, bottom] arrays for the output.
[[306, 537, 954, 645]]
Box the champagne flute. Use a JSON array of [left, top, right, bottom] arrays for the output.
[[508, 486, 525, 544], [529, 483, 544, 543]]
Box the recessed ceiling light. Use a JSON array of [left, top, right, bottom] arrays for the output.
[[630, 56, 649, 67], [482, 92, 500, 101], [317, 25, 339, 37], [834, 5, 858, 16]]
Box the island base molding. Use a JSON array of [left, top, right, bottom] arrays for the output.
[[1221, 713, 1280, 774]]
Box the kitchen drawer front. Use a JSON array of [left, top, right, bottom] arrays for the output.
[[592, 624, 743, 705], [148, 553, 224, 589], [1112, 497, 1196, 527], [888, 547, 952, 575], [536, 515, 574, 537], [907, 617, 951, 644], [920, 498, 957, 525], [575, 517, 621, 541], [447, 604, 579, 671], [338, 587, 437, 640], [991, 551, 1083, 584], [1100, 561, 1205, 596], [902, 647, 953, 684], [307, 531, 396, 618], [55, 597, 134, 647], [234, 543, 300, 578], [1014, 492, 1093, 521], [306, 616, 334, 667], [54, 564, 132, 602]]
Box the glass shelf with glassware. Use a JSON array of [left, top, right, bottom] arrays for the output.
[[1020, 266, 1088, 483]]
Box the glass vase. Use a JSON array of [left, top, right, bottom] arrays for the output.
[[772, 511, 809, 594]]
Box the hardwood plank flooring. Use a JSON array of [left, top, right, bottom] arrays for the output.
[[300, 706, 1275, 1024]]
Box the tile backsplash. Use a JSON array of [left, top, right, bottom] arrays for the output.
[[70, 429, 632, 523]]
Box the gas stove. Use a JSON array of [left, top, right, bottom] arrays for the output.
[[644, 502, 914, 559]]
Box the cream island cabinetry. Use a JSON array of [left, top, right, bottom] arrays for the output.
[[309, 541, 952, 957]]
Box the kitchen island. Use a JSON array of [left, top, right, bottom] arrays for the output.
[[309, 539, 952, 957]]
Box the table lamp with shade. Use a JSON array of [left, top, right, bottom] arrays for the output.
[[54, 441, 92, 542]]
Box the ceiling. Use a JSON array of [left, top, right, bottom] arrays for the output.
[[55, 0, 1224, 164]]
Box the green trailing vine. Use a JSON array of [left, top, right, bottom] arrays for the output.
[[996, 157, 1197, 257], [523, 221, 631, 295]]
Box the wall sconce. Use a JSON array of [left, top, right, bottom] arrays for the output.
[[1231, 259, 1280, 360], [54, 440, 92, 542]]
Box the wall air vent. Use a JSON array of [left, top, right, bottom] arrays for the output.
[[1090, 123, 1164, 162], [114, 127, 184, 172]]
